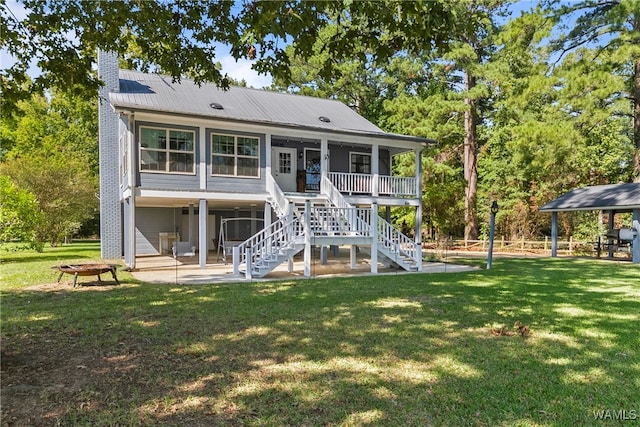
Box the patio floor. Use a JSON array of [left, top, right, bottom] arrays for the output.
[[131, 248, 477, 285]]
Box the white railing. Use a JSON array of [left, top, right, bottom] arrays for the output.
[[321, 174, 353, 210], [376, 216, 418, 264], [378, 175, 416, 197], [233, 216, 302, 275], [328, 172, 417, 197], [310, 207, 371, 236], [329, 172, 372, 194], [266, 173, 290, 217]]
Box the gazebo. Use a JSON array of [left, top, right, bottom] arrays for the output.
[[539, 183, 640, 264]]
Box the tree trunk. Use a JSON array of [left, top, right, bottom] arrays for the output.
[[464, 71, 479, 241], [633, 13, 640, 181], [634, 57, 640, 182]]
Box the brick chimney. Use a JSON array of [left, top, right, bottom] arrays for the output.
[[97, 50, 122, 259]]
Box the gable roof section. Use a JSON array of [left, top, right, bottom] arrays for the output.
[[539, 183, 640, 212], [110, 69, 434, 145]]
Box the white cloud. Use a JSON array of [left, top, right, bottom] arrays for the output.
[[217, 55, 273, 89]]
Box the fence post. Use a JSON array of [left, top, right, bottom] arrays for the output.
[[544, 236, 548, 254], [569, 236, 573, 256]]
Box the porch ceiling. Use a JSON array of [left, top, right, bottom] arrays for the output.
[[134, 196, 265, 210]]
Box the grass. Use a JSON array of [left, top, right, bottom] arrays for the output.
[[0, 241, 113, 290], [1, 242, 639, 426]]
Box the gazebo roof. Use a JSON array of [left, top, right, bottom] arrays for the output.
[[539, 183, 640, 213]]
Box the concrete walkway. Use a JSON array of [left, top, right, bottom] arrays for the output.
[[131, 251, 478, 285]]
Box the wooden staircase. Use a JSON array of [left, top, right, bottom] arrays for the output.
[[234, 174, 422, 278]]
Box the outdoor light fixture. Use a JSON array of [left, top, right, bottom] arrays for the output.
[[487, 200, 499, 269]]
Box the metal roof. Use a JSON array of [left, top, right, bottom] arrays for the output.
[[110, 69, 434, 145], [539, 183, 640, 212]]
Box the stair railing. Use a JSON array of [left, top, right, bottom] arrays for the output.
[[233, 216, 302, 277], [309, 207, 371, 236], [266, 173, 290, 218], [321, 174, 353, 210], [376, 216, 418, 265]]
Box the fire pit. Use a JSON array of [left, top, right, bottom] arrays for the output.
[[52, 264, 120, 287]]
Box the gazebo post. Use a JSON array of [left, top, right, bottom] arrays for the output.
[[607, 211, 615, 259], [633, 209, 639, 264], [551, 212, 558, 257]]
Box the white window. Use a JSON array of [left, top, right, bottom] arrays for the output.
[[350, 152, 371, 174], [139, 127, 195, 174], [211, 134, 260, 177]]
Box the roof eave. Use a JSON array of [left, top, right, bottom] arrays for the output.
[[111, 101, 436, 146], [539, 205, 640, 213]]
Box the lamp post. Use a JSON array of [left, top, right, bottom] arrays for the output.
[[487, 201, 499, 269]]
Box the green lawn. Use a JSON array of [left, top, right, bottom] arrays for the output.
[[1, 243, 639, 426]]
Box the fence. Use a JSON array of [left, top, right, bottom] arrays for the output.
[[422, 237, 594, 257]]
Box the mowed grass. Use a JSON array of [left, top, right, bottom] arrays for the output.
[[1, 243, 639, 426]]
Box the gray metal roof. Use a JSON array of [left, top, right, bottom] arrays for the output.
[[110, 69, 434, 145], [539, 183, 640, 212]]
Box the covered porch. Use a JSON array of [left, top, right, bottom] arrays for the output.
[[268, 133, 427, 201]]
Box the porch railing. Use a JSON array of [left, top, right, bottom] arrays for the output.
[[378, 175, 416, 197], [327, 172, 417, 197]]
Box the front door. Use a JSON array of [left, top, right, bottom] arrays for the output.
[[271, 147, 297, 192]]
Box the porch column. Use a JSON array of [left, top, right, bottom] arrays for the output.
[[199, 199, 207, 268], [250, 204, 257, 235], [551, 212, 558, 257], [320, 137, 329, 192], [123, 196, 136, 269], [265, 133, 272, 179], [188, 203, 196, 245], [264, 201, 272, 227], [415, 147, 422, 198], [415, 148, 424, 271], [370, 202, 378, 274], [199, 127, 207, 190], [350, 245, 357, 269], [304, 199, 312, 277], [633, 209, 639, 264], [372, 143, 379, 197]]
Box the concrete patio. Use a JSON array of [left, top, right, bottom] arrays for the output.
[[130, 248, 477, 285]]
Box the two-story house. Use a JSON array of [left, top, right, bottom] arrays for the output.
[[98, 51, 435, 278]]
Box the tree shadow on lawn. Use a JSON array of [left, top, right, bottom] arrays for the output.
[[1, 258, 638, 426]]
